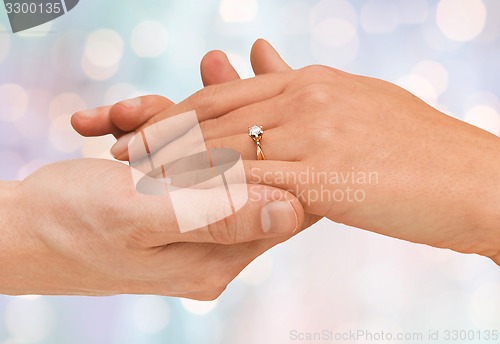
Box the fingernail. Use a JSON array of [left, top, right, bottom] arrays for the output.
[[261, 201, 299, 234], [76, 109, 97, 118], [111, 132, 135, 158], [118, 97, 141, 109]]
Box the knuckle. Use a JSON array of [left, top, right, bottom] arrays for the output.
[[206, 210, 239, 245], [204, 136, 224, 153], [204, 192, 256, 244], [198, 118, 213, 137], [301, 64, 331, 76], [301, 64, 342, 79], [153, 95, 170, 104], [293, 82, 335, 107], [296, 65, 344, 88], [192, 86, 218, 114], [200, 117, 225, 141]]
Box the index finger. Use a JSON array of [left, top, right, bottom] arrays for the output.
[[144, 70, 295, 128]]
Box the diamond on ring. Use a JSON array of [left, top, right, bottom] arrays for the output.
[[248, 124, 264, 140], [248, 124, 266, 160]]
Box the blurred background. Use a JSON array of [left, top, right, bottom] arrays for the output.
[[1, 0, 499, 343]]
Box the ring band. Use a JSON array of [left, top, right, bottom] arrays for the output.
[[248, 124, 266, 160]]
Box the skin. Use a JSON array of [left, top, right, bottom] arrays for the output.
[[74, 39, 500, 265], [0, 43, 306, 298]]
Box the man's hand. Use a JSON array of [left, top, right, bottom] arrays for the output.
[[4, 46, 305, 295], [1, 158, 303, 298]]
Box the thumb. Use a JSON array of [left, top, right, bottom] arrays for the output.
[[203, 183, 304, 245], [138, 183, 304, 247], [250, 38, 292, 75]]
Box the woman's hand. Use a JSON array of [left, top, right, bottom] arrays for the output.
[[0, 158, 303, 298], [71, 39, 322, 230], [103, 41, 500, 263]]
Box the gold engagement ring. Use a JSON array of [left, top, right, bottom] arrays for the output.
[[248, 124, 266, 160]]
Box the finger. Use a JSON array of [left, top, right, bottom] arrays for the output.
[[137, 183, 304, 247], [204, 130, 300, 161], [251, 39, 292, 75], [138, 131, 266, 174], [110, 95, 174, 133], [72, 95, 174, 139], [139, 71, 294, 132], [112, 78, 292, 160], [140, 122, 298, 175], [200, 95, 285, 141], [135, 98, 282, 165], [200, 50, 241, 86], [71, 105, 125, 137], [109, 95, 175, 158]]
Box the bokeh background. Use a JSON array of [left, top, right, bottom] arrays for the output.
[[1, 0, 500, 343]]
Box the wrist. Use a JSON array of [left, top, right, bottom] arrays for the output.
[[480, 206, 500, 266], [486, 200, 500, 265], [472, 138, 500, 265]]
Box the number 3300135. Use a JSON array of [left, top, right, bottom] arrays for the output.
[[5, 2, 62, 14]]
